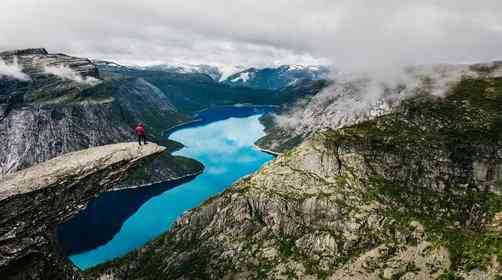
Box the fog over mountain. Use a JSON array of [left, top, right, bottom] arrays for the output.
[[1, 0, 501, 71]]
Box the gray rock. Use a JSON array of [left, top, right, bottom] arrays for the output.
[[0, 143, 166, 279]]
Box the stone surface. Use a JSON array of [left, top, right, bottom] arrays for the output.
[[0, 143, 166, 280]]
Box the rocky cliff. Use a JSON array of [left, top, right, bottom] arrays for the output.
[[0, 49, 201, 185], [0, 143, 166, 280], [89, 76, 502, 279], [257, 62, 502, 154]]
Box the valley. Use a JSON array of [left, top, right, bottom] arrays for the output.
[[1, 47, 501, 280]]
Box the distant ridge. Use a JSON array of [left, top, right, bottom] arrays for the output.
[[0, 48, 49, 56]]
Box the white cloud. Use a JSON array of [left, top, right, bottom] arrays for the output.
[[1, 1, 500, 69], [43, 64, 101, 86], [275, 62, 495, 134], [0, 57, 31, 81]]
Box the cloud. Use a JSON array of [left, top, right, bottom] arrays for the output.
[[0, 1, 500, 69], [43, 64, 101, 86], [0, 57, 31, 81], [274, 63, 490, 133]]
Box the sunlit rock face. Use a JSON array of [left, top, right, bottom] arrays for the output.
[[0, 143, 165, 280], [89, 76, 502, 279]]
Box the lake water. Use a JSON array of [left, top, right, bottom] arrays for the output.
[[58, 106, 274, 270]]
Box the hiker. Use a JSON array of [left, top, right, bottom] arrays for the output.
[[135, 123, 147, 145]]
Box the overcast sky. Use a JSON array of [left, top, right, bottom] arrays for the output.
[[1, 0, 502, 69]]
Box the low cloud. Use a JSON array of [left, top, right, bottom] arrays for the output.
[[43, 64, 101, 86], [0, 57, 31, 81], [275, 63, 491, 133]]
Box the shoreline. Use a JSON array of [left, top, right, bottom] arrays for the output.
[[109, 169, 204, 192], [163, 118, 203, 137], [253, 143, 281, 156]]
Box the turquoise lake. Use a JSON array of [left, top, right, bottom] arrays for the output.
[[58, 106, 274, 270]]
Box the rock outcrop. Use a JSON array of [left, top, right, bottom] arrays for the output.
[[89, 77, 502, 279], [0, 49, 200, 184], [0, 143, 166, 280]]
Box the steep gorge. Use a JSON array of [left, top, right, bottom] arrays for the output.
[[89, 76, 502, 279]]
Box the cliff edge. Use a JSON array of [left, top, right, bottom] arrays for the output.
[[0, 143, 166, 280]]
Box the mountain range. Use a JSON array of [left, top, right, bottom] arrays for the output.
[[222, 64, 330, 90], [89, 61, 502, 280], [1, 48, 502, 280]]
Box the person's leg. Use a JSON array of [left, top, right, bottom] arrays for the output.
[[143, 135, 147, 144], [138, 135, 142, 145]]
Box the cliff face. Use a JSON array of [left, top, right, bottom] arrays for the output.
[[0, 143, 166, 280], [0, 49, 200, 182], [90, 77, 502, 279], [257, 62, 502, 154]]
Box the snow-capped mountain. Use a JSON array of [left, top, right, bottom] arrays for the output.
[[140, 64, 223, 81], [222, 65, 330, 90], [92, 60, 223, 81]]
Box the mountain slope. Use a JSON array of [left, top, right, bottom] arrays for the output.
[[0, 49, 201, 184], [222, 65, 329, 90], [257, 62, 502, 153], [89, 76, 502, 279], [141, 64, 223, 81], [96, 62, 278, 113]]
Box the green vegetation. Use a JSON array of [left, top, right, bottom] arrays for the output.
[[325, 76, 502, 273], [436, 271, 464, 280]]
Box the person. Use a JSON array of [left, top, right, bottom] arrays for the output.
[[135, 123, 147, 145]]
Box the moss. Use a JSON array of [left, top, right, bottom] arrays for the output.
[[370, 177, 502, 271], [255, 262, 273, 279], [342, 76, 502, 273], [278, 238, 299, 259], [436, 271, 464, 280]]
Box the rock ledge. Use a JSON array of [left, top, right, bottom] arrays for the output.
[[0, 142, 165, 201]]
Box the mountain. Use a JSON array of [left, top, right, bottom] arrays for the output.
[[0, 49, 202, 183], [0, 143, 166, 279], [222, 65, 330, 90], [141, 63, 223, 81], [88, 67, 502, 279], [95, 61, 285, 113], [257, 62, 502, 153]]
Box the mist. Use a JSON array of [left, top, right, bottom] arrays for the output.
[[43, 64, 101, 86], [0, 58, 31, 81], [275, 62, 502, 134]]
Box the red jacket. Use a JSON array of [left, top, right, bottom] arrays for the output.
[[135, 125, 145, 136]]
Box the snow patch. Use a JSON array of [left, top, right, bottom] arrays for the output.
[[231, 71, 252, 83]]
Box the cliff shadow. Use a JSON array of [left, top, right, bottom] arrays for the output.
[[56, 175, 197, 256]]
